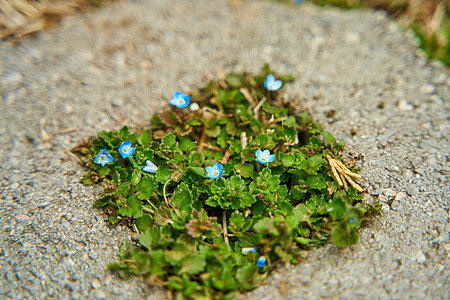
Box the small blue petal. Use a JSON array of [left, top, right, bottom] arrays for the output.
[[143, 160, 157, 173], [264, 74, 282, 91], [119, 141, 135, 159], [173, 91, 184, 99], [242, 247, 257, 255], [206, 163, 223, 179], [170, 91, 191, 108], [257, 256, 266, 268], [350, 216, 355, 223], [270, 80, 282, 91], [256, 149, 275, 164], [95, 149, 113, 166]]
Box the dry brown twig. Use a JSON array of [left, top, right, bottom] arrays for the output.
[[326, 155, 363, 192]]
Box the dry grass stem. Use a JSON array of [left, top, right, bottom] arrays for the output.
[[240, 88, 256, 108], [326, 155, 363, 192]]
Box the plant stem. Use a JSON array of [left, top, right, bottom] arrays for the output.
[[223, 210, 229, 247]]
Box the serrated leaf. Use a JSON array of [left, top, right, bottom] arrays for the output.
[[236, 263, 257, 283], [189, 166, 207, 177], [179, 252, 206, 275], [118, 196, 143, 218], [234, 163, 254, 178], [284, 116, 298, 128], [137, 129, 151, 146], [98, 166, 111, 178], [139, 227, 161, 250], [282, 153, 295, 167], [135, 177, 156, 200], [306, 175, 327, 190], [156, 164, 173, 183], [135, 214, 153, 231], [172, 182, 193, 213], [328, 192, 347, 221], [81, 173, 94, 186], [162, 132, 177, 150]]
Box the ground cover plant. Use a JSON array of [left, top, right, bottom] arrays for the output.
[[75, 67, 378, 299]]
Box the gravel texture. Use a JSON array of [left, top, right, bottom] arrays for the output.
[[0, 0, 449, 299]]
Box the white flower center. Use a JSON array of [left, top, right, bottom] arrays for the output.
[[211, 170, 219, 177], [177, 98, 185, 105]]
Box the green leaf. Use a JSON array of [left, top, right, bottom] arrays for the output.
[[135, 177, 156, 200], [162, 132, 177, 151], [179, 252, 206, 275], [328, 191, 347, 221], [284, 116, 298, 128], [306, 175, 327, 190], [331, 222, 359, 247], [234, 163, 254, 178], [94, 196, 113, 208], [189, 166, 207, 178], [131, 169, 141, 186], [293, 204, 309, 222], [139, 227, 161, 250], [97, 166, 111, 178], [205, 126, 221, 138], [81, 173, 94, 186], [172, 183, 193, 213], [137, 129, 151, 146], [322, 130, 336, 145], [281, 153, 295, 167], [118, 196, 143, 218], [135, 214, 153, 231], [156, 164, 173, 183], [235, 263, 257, 283]]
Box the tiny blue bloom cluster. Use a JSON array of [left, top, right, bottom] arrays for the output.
[[170, 91, 191, 108], [255, 149, 275, 164], [143, 160, 158, 173], [350, 216, 355, 223], [119, 141, 135, 159], [206, 163, 223, 179], [95, 149, 114, 166], [264, 74, 282, 91], [257, 256, 266, 268]]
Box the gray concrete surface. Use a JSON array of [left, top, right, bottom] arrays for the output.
[[0, 0, 449, 298]]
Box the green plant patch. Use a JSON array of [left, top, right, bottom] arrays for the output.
[[74, 66, 379, 299]]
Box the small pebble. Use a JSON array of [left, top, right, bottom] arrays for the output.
[[398, 100, 414, 111], [415, 250, 426, 263], [420, 84, 435, 94]]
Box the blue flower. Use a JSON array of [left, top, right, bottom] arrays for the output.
[[257, 256, 266, 268], [118, 141, 135, 159], [264, 74, 282, 91], [293, 0, 303, 4], [255, 149, 275, 164], [142, 160, 158, 173], [350, 216, 355, 223], [241, 247, 257, 255], [94, 149, 113, 166], [170, 91, 191, 108], [205, 163, 223, 179]]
